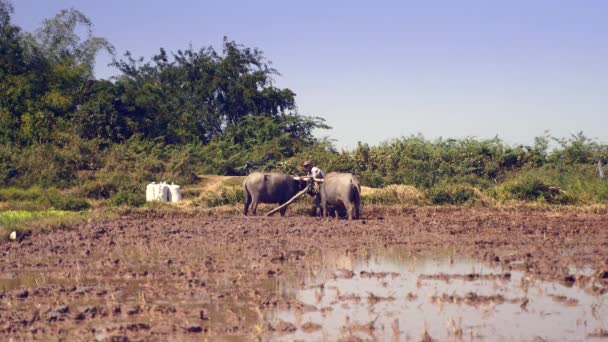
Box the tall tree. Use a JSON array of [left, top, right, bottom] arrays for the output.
[[35, 8, 114, 79], [0, 0, 49, 143], [112, 38, 301, 144], [0, 4, 113, 144]]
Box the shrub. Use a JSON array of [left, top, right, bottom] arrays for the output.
[[181, 188, 202, 199], [109, 190, 145, 207], [494, 174, 578, 205], [80, 180, 119, 199], [427, 184, 479, 205], [358, 171, 386, 188], [81, 171, 143, 200], [42, 188, 90, 211], [203, 187, 244, 207], [508, 178, 557, 201]]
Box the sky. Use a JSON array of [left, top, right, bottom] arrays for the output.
[[11, 0, 608, 149]]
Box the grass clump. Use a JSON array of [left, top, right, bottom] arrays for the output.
[[362, 185, 427, 205], [200, 187, 244, 207], [0, 210, 86, 237], [222, 176, 245, 187], [0, 187, 45, 202], [0, 187, 90, 211]]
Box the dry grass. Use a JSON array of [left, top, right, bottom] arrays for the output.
[[191, 175, 245, 193], [362, 184, 428, 205]]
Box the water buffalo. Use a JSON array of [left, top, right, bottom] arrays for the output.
[[243, 172, 306, 216], [317, 172, 361, 220]]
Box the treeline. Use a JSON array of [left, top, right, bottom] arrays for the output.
[[1, 2, 607, 207], [286, 133, 608, 204], [302, 133, 608, 188], [195, 132, 608, 207], [0, 3, 325, 192]]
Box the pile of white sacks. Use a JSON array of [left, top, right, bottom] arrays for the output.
[[146, 182, 182, 202]]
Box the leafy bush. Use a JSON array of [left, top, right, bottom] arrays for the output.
[[80, 180, 119, 199], [42, 188, 90, 211], [495, 174, 578, 205], [109, 190, 145, 207], [427, 184, 479, 205], [508, 178, 558, 201]]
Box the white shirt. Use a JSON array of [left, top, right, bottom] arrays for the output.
[[309, 166, 325, 179]]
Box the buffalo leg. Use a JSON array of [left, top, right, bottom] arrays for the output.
[[243, 188, 252, 215], [244, 196, 251, 216]]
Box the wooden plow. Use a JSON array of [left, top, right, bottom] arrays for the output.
[[265, 176, 324, 216]]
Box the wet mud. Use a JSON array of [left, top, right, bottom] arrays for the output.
[[1, 207, 607, 340]]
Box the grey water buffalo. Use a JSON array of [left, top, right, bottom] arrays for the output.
[[317, 172, 361, 220], [243, 172, 306, 216]]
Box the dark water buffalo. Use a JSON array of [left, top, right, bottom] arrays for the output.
[[243, 172, 306, 216], [318, 172, 361, 220]]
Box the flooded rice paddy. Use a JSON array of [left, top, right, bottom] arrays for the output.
[[1, 208, 607, 340], [267, 248, 608, 341]]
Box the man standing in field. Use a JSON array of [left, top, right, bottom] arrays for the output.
[[303, 160, 324, 216], [303, 160, 324, 180]]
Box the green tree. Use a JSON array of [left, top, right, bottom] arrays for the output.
[[73, 80, 127, 143], [112, 37, 299, 144], [35, 8, 114, 78], [0, 3, 113, 144], [201, 115, 329, 175]]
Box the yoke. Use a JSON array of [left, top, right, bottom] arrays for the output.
[[264, 176, 323, 216]]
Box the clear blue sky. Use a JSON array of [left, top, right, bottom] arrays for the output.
[[11, 0, 608, 149]]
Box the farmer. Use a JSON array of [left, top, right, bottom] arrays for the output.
[[303, 160, 325, 193], [303, 160, 324, 180], [302, 160, 324, 215]]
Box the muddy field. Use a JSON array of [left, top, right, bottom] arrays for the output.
[[1, 207, 608, 341]]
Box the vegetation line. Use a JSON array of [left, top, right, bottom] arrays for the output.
[[1, 1, 606, 216]]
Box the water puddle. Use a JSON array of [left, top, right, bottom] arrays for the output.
[[267, 248, 608, 341]]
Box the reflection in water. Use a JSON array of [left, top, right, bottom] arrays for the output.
[[267, 248, 608, 341]]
